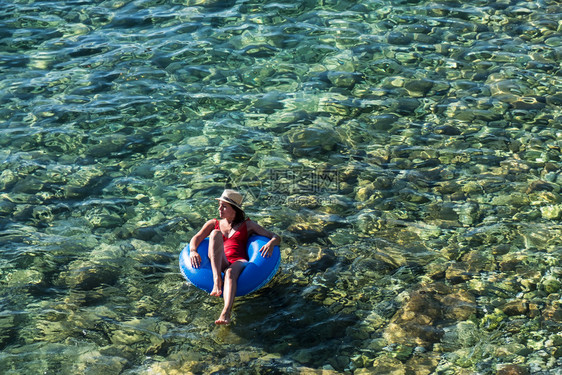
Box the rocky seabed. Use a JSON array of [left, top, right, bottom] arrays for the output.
[[1, 0, 561, 374]]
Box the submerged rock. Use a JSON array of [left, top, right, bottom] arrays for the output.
[[359, 356, 405, 374], [62, 262, 120, 290], [384, 283, 477, 349], [4, 269, 44, 288], [501, 300, 529, 316], [327, 71, 360, 88], [405, 352, 441, 375], [405, 79, 434, 97], [368, 113, 399, 131], [387, 32, 413, 45], [441, 290, 477, 321], [496, 364, 530, 375], [540, 275, 561, 294], [283, 126, 340, 156], [306, 249, 337, 275], [445, 263, 473, 284], [540, 205, 562, 220], [384, 289, 444, 348], [435, 125, 462, 136]]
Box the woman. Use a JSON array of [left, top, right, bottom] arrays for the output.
[[189, 189, 281, 325]]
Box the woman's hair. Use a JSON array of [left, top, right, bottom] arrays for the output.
[[231, 204, 246, 225]]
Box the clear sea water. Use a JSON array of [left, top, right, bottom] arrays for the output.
[[1, 0, 561, 374]]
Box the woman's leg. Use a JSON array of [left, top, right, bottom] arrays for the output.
[[209, 230, 229, 297], [216, 260, 247, 325]]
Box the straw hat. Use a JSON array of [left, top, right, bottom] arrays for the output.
[[215, 189, 244, 210]]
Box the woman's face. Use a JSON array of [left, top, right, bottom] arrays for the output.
[[218, 201, 235, 220]]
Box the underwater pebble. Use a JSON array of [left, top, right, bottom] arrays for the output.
[[404, 79, 433, 97], [387, 32, 412, 45], [541, 275, 561, 294]]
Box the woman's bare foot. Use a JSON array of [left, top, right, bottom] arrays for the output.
[[210, 284, 223, 297], [215, 312, 231, 325]]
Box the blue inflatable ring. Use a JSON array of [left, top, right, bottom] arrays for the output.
[[179, 235, 281, 296]]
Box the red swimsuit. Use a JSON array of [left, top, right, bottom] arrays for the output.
[[214, 219, 249, 263]]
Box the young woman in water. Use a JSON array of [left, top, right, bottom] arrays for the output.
[[188, 189, 281, 324]]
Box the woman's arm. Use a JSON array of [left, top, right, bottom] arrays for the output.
[[246, 220, 281, 257], [189, 219, 216, 268]]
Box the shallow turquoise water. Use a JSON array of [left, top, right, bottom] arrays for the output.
[[1, 0, 561, 374]]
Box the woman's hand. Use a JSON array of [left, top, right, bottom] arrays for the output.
[[190, 251, 202, 268], [259, 241, 274, 257], [247, 221, 280, 258]]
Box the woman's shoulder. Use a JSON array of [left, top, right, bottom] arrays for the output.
[[245, 219, 260, 230]]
